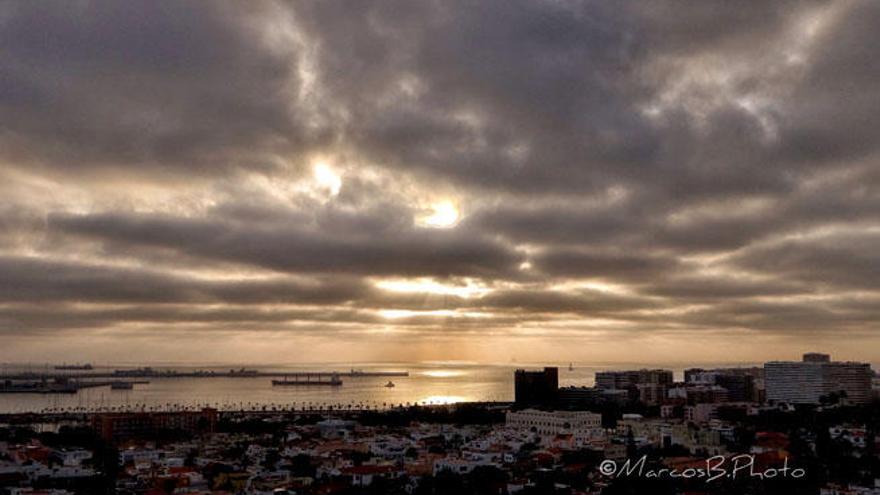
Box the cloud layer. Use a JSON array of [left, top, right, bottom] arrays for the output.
[[1, 0, 878, 363]]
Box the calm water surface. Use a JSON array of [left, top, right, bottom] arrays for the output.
[[0, 361, 757, 413]]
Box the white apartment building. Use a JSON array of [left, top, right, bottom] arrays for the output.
[[765, 361, 828, 404], [505, 409, 601, 435], [765, 354, 872, 404]]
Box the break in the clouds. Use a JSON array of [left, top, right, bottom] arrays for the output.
[[1, 0, 879, 363]]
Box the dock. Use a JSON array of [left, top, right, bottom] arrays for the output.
[[0, 368, 408, 381], [272, 374, 343, 387], [0, 380, 149, 394]]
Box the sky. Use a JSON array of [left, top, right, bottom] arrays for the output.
[[0, 1, 878, 365]]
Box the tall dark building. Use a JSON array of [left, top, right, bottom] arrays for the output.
[[685, 367, 763, 402], [557, 386, 602, 410], [803, 352, 830, 363], [514, 367, 558, 407], [595, 369, 673, 389], [684, 368, 707, 384], [715, 374, 755, 402]]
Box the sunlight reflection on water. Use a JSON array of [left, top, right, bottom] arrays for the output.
[[0, 361, 747, 413]]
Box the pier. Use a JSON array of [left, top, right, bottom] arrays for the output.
[[0, 368, 408, 381], [0, 380, 148, 394], [272, 373, 343, 386]]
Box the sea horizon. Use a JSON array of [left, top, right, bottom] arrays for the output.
[[0, 359, 772, 415]]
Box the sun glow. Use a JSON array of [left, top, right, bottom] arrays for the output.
[[378, 309, 491, 319], [422, 370, 464, 378], [375, 278, 490, 298], [312, 162, 341, 195], [419, 201, 459, 228]]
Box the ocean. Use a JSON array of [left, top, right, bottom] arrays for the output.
[[0, 361, 759, 414]]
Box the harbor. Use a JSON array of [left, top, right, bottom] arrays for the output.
[[0, 364, 411, 397], [0, 362, 520, 414], [0, 367, 408, 382], [0, 379, 149, 394]]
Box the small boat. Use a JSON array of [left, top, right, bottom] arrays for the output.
[[111, 381, 133, 390], [384, 381, 395, 388]]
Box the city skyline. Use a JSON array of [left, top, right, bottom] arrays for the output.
[[2, 1, 880, 364], [0, 350, 871, 414]]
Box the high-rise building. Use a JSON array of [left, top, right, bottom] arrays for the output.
[[685, 367, 762, 402], [764, 354, 871, 404], [715, 374, 754, 402], [636, 383, 667, 405], [685, 385, 729, 405], [684, 369, 717, 385], [826, 361, 872, 404], [594, 369, 673, 405], [557, 386, 602, 410], [514, 367, 558, 407], [764, 361, 827, 404], [595, 370, 639, 390], [595, 369, 673, 390], [803, 352, 830, 363]]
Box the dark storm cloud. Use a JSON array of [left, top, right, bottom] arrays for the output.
[[462, 202, 639, 246], [642, 275, 809, 300], [289, 0, 860, 200], [665, 299, 880, 335], [776, 0, 880, 165], [471, 288, 662, 315], [0, 1, 312, 176], [726, 232, 880, 291], [531, 249, 681, 281], [0, 255, 370, 305], [293, 0, 657, 195], [48, 211, 523, 278], [0, 0, 878, 346]]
